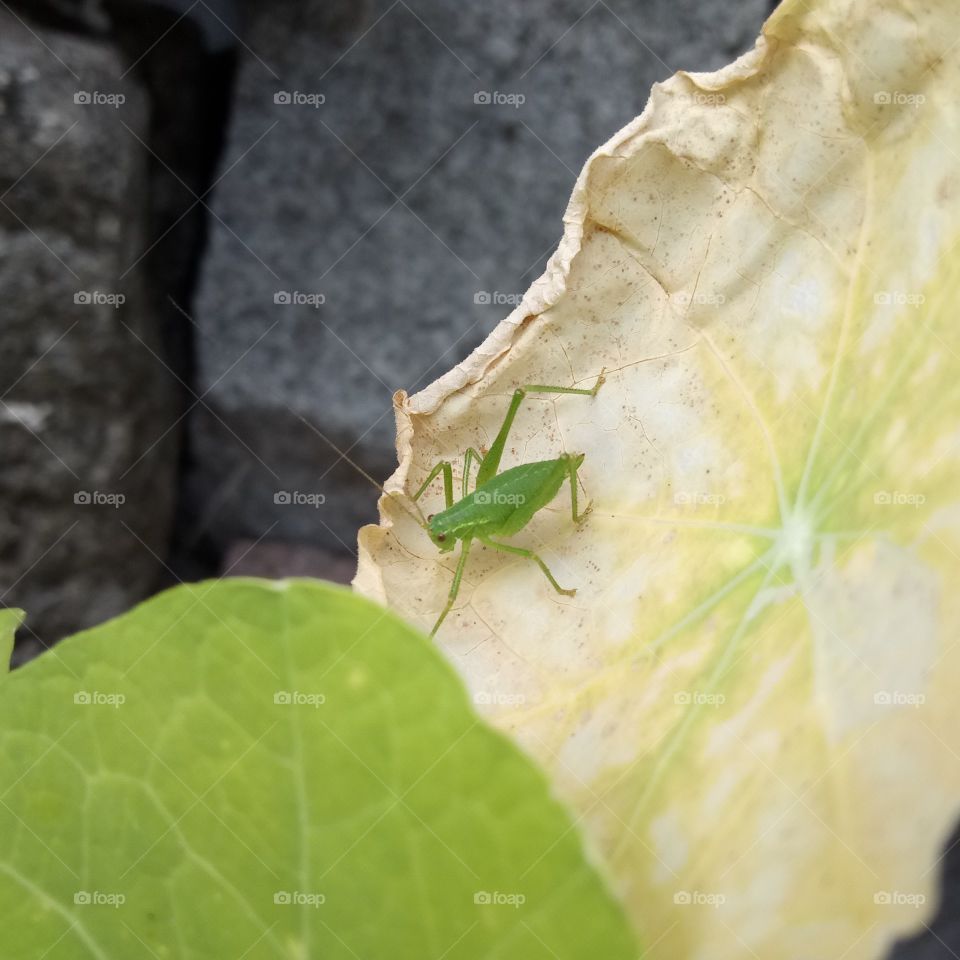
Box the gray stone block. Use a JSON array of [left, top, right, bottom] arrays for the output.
[[0, 10, 178, 656], [191, 0, 771, 554]]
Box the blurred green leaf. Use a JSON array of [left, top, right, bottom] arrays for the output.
[[0, 579, 638, 959]]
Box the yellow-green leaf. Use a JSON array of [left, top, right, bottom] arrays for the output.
[[0, 580, 638, 959]]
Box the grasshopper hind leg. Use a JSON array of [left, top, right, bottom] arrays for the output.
[[479, 537, 576, 597]]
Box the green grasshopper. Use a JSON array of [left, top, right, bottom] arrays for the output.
[[411, 371, 606, 636]]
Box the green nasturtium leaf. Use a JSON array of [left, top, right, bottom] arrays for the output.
[[0, 579, 638, 960], [355, 0, 960, 957]]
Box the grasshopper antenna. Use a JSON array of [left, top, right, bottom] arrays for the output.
[[297, 415, 430, 530]]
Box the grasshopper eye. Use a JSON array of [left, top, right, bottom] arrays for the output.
[[436, 534, 446, 542], [427, 514, 434, 521]]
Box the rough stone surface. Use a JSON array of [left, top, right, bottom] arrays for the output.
[[222, 538, 356, 584], [0, 10, 178, 657], [191, 0, 771, 555]]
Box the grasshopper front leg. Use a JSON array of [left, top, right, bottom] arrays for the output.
[[413, 460, 454, 508], [431, 536, 473, 636], [461, 447, 484, 497]]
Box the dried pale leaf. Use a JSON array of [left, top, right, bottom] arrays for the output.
[[356, 1, 960, 956]]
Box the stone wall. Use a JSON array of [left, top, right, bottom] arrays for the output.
[[189, 0, 772, 555], [0, 9, 177, 659]]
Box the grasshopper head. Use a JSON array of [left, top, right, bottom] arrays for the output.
[[426, 513, 457, 553]]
